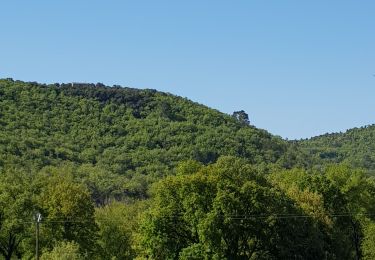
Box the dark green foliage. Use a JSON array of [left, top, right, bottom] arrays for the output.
[[232, 110, 250, 125], [95, 201, 147, 260], [0, 170, 34, 259], [0, 167, 99, 259], [362, 222, 375, 260], [0, 79, 288, 199], [298, 125, 375, 173], [36, 167, 99, 257], [269, 165, 375, 260], [139, 157, 328, 259], [2, 78, 375, 259]]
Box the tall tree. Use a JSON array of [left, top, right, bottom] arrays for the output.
[[95, 201, 147, 260], [36, 166, 99, 258], [232, 110, 250, 125], [139, 157, 325, 259], [0, 170, 34, 260]]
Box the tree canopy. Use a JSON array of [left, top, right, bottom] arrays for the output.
[[1, 78, 375, 259]]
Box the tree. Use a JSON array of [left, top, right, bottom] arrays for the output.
[[362, 221, 375, 260], [139, 157, 325, 259], [268, 168, 348, 259], [232, 110, 250, 125], [36, 166, 99, 257], [76, 164, 127, 205], [40, 241, 83, 260], [95, 201, 147, 260], [325, 165, 375, 260], [0, 170, 34, 260], [269, 165, 375, 259]]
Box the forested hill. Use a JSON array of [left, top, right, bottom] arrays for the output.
[[298, 125, 375, 173], [2, 78, 373, 180], [3, 78, 375, 259], [0, 78, 290, 198]]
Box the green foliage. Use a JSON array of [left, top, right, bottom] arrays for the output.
[[232, 110, 250, 125], [269, 165, 375, 259], [0, 79, 289, 199], [0, 169, 34, 259], [0, 166, 99, 259], [362, 221, 375, 260], [2, 78, 375, 259], [139, 157, 326, 259], [36, 167, 99, 257], [40, 241, 83, 260], [299, 125, 375, 173], [95, 201, 147, 260]]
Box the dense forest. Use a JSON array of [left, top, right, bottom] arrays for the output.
[[0, 78, 374, 259], [298, 126, 375, 173]]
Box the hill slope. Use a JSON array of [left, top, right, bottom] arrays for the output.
[[298, 125, 375, 173], [1, 78, 375, 259], [0, 79, 289, 198]]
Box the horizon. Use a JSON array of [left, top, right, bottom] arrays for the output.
[[1, 1, 374, 139], [2, 77, 372, 140]]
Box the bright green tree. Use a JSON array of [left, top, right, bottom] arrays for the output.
[[325, 165, 375, 259], [139, 157, 326, 259], [362, 221, 375, 260], [36, 166, 98, 258], [95, 201, 147, 259], [269, 165, 375, 259], [0, 170, 34, 260], [40, 241, 83, 260]]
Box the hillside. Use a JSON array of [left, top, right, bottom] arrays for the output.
[[0, 78, 290, 199], [298, 125, 375, 173], [2, 78, 375, 259]]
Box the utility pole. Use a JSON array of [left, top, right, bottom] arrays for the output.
[[35, 213, 42, 260]]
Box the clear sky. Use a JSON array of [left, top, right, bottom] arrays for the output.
[[1, 1, 374, 139]]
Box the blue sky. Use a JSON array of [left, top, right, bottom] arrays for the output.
[[1, 1, 374, 139]]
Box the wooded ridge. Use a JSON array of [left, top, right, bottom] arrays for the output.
[[0, 78, 374, 259]]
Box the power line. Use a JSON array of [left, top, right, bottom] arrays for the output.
[[14, 212, 375, 225]]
